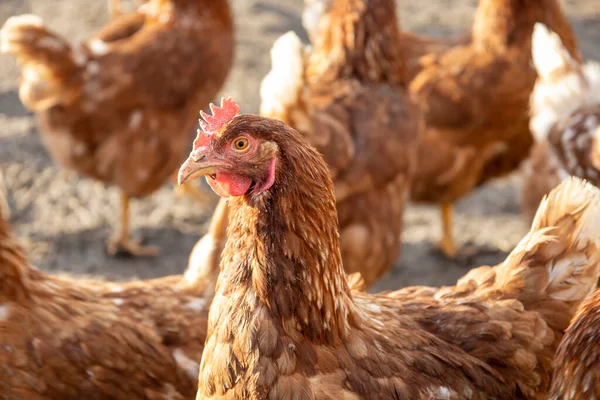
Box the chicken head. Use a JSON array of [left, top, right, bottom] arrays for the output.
[[178, 98, 279, 199]]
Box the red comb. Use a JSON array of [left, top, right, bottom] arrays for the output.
[[193, 97, 241, 149]]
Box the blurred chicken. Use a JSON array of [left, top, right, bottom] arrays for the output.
[[259, 0, 420, 287], [0, 0, 233, 257], [399, 30, 470, 81], [521, 23, 600, 223], [549, 288, 600, 399], [409, 0, 581, 258], [178, 99, 600, 398], [302, 0, 469, 83], [0, 195, 228, 398]]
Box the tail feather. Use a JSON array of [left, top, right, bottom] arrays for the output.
[[259, 31, 312, 134], [531, 23, 578, 81], [530, 23, 600, 141], [496, 177, 600, 308], [0, 14, 82, 110]]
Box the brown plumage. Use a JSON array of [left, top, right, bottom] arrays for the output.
[[549, 288, 600, 399], [0, 196, 228, 399], [179, 101, 600, 399], [0, 0, 233, 257], [521, 23, 600, 223], [399, 30, 470, 82], [408, 0, 581, 258], [260, 0, 420, 287], [302, 0, 469, 84]]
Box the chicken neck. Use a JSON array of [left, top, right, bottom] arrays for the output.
[[306, 0, 406, 86], [215, 129, 357, 346], [472, 0, 580, 59]]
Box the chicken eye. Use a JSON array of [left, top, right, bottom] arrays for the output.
[[232, 137, 249, 151]]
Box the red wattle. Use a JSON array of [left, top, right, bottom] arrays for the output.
[[205, 171, 252, 198]]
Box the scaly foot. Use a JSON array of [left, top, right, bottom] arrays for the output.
[[106, 235, 160, 257]]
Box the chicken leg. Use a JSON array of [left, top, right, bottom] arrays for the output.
[[438, 203, 457, 259], [106, 191, 159, 257]]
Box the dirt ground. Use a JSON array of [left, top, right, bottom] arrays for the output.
[[0, 0, 599, 293]]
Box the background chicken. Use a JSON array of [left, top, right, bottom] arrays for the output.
[[260, 0, 420, 287], [0, 0, 233, 257], [549, 287, 600, 399], [178, 101, 600, 399], [301, 0, 469, 83], [409, 0, 582, 259], [0, 194, 230, 398], [521, 23, 600, 223]]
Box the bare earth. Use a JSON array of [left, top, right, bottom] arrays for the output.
[[0, 0, 599, 292]]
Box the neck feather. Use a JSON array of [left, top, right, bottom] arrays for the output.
[[472, 0, 579, 57], [217, 129, 355, 345], [307, 0, 406, 85]]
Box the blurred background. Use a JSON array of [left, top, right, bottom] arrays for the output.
[[0, 0, 598, 292]]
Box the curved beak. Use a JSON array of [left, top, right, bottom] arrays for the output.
[[178, 153, 216, 185]]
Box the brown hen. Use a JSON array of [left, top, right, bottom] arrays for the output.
[[549, 288, 600, 399], [179, 99, 600, 399], [521, 23, 600, 223], [260, 0, 420, 287], [0, 0, 233, 257], [409, 0, 581, 258], [0, 197, 228, 399]]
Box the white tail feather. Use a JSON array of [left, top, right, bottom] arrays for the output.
[[531, 23, 576, 80], [259, 31, 307, 120], [530, 23, 600, 142]]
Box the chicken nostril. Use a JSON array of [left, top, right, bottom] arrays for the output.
[[191, 153, 206, 162]]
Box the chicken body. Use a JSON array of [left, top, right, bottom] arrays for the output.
[[409, 0, 581, 258], [0, 0, 234, 256], [260, 0, 420, 287], [398, 31, 470, 83], [0, 198, 229, 399], [549, 288, 600, 399], [521, 24, 600, 223], [177, 107, 600, 399]]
